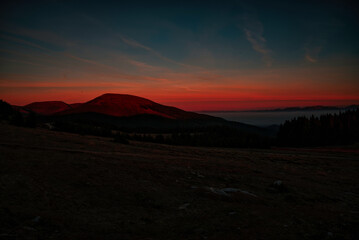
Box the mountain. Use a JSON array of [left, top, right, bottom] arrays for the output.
[[24, 101, 72, 115], [243, 105, 359, 112], [268, 106, 340, 112], [15, 93, 271, 136], [57, 93, 207, 120]]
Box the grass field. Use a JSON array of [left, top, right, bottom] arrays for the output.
[[0, 123, 358, 239]]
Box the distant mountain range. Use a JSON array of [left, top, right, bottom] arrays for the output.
[[20, 94, 359, 116], [249, 105, 359, 112], [13, 93, 271, 136], [202, 105, 359, 113], [21, 93, 208, 120]]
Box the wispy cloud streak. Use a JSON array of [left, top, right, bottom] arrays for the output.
[[119, 35, 202, 70], [305, 46, 322, 63], [80, 14, 201, 70], [242, 14, 272, 66], [0, 34, 52, 52]]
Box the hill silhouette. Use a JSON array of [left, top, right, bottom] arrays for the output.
[[3, 96, 358, 148], [23, 93, 212, 120], [25, 101, 71, 115], [17, 93, 267, 135], [2, 95, 272, 148]]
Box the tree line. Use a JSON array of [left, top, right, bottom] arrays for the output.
[[114, 126, 272, 148], [277, 109, 359, 146]]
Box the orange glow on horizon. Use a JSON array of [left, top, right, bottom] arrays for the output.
[[1, 63, 358, 111], [2, 88, 359, 111]]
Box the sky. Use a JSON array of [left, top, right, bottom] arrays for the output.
[[0, 0, 358, 111]]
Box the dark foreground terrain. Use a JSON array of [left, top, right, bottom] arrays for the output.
[[0, 123, 358, 239]]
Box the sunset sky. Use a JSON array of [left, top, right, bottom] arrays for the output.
[[0, 0, 358, 111]]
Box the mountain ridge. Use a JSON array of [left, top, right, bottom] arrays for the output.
[[201, 105, 359, 113], [21, 93, 215, 120], [25, 101, 72, 115]]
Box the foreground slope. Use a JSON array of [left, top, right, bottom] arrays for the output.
[[1, 123, 358, 239]]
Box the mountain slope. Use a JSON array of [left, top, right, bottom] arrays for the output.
[[19, 93, 270, 136], [56, 93, 209, 120], [25, 101, 72, 115]]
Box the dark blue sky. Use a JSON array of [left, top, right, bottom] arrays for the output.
[[1, 0, 358, 110]]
